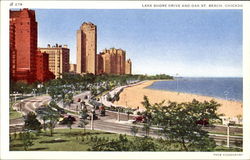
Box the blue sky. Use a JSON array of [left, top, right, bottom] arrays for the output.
[[35, 9, 242, 77]]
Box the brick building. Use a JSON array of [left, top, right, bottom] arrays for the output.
[[125, 59, 132, 75], [10, 8, 37, 83], [97, 48, 131, 75], [76, 22, 97, 75], [10, 8, 54, 83], [36, 51, 55, 82], [39, 44, 70, 78]]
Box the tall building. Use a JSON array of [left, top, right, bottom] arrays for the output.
[[125, 59, 132, 74], [77, 22, 97, 75], [39, 44, 70, 78], [36, 51, 55, 82], [97, 48, 131, 75], [10, 8, 37, 83]]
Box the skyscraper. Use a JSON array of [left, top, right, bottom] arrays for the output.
[[77, 22, 97, 75], [10, 8, 37, 83]]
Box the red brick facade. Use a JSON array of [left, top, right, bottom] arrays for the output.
[[10, 9, 54, 83], [97, 48, 131, 75], [36, 51, 55, 82]]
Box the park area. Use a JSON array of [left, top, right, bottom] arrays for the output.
[[10, 128, 242, 152]]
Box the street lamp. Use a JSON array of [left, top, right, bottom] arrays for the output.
[[13, 91, 17, 102], [90, 108, 95, 130], [46, 87, 49, 95], [226, 122, 230, 148], [223, 90, 230, 148]]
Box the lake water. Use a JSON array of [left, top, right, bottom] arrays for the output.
[[146, 77, 243, 101]]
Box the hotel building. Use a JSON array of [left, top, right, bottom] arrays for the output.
[[39, 44, 70, 78], [98, 48, 131, 75], [76, 22, 97, 75]]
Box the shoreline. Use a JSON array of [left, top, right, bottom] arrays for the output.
[[114, 80, 243, 118], [146, 81, 242, 104]]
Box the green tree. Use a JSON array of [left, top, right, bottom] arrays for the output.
[[142, 123, 151, 137], [129, 137, 156, 151], [78, 119, 89, 134], [35, 105, 60, 136], [66, 115, 75, 133], [19, 131, 34, 151], [10, 81, 34, 95], [142, 96, 221, 151], [130, 126, 139, 136], [24, 112, 42, 132], [64, 93, 74, 107]]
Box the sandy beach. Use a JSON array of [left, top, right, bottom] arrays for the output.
[[114, 80, 243, 118]]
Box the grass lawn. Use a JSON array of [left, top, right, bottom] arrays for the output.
[[10, 128, 121, 151], [10, 128, 242, 151], [10, 102, 23, 120]]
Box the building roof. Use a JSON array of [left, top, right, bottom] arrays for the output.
[[10, 11, 20, 18], [10, 9, 36, 20]]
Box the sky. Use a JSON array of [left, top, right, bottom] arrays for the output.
[[35, 9, 242, 77]]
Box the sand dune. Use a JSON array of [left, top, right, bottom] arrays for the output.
[[114, 80, 242, 118]]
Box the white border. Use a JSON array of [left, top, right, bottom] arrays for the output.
[[1, 1, 250, 160]]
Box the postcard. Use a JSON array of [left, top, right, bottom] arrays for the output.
[[1, 0, 250, 160]]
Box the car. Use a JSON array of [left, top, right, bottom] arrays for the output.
[[99, 106, 105, 116], [87, 113, 98, 120], [196, 119, 209, 126], [59, 115, 76, 125], [133, 116, 146, 123]]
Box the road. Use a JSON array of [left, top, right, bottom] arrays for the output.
[[10, 93, 243, 148], [99, 80, 147, 108]]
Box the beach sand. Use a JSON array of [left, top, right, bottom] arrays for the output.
[[114, 80, 243, 118]]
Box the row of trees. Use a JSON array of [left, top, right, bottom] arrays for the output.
[[10, 73, 173, 95], [138, 96, 222, 151]]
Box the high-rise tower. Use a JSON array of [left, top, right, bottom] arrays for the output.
[[10, 8, 37, 83], [76, 22, 97, 74]]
